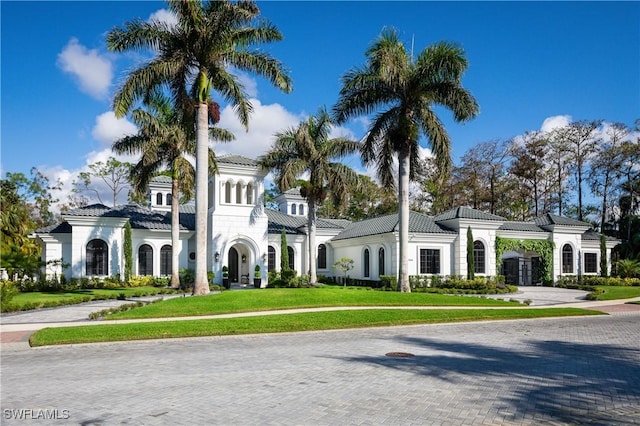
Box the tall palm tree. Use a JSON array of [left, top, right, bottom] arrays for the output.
[[107, 0, 292, 295], [259, 107, 360, 285], [334, 29, 479, 292], [113, 93, 233, 288]]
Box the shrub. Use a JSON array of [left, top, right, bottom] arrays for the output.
[[0, 281, 19, 311], [380, 275, 398, 291]]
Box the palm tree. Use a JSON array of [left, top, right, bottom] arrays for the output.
[[113, 92, 233, 288], [259, 107, 360, 285], [334, 29, 479, 292], [107, 0, 292, 295]]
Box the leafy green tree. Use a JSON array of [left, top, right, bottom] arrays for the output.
[[588, 123, 626, 232], [334, 29, 478, 292], [0, 179, 42, 278], [5, 168, 60, 228], [280, 229, 289, 272], [123, 220, 133, 282], [107, 0, 292, 295], [260, 107, 359, 284], [71, 157, 132, 207], [509, 131, 548, 217], [113, 92, 233, 288], [600, 234, 608, 277], [317, 174, 396, 221], [332, 257, 354, 287], [554, 120, 601, 221]]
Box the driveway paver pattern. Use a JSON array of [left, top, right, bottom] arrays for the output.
[[1, 312, 639, 425]]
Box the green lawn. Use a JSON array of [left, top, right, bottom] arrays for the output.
[[107, 287, 520, 320], [30, 307, 601, 347], [594, 286, 640, 301], [5, 287, 177, 312]]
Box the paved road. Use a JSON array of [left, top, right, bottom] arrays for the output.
[[1, 312, 639, 425]]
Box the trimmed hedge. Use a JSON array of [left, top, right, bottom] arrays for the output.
[[555, 275, 640, 288]]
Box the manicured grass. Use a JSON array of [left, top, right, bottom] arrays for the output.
[[593, 286, 640, 301], [107, 287, 520, 320], [5, 287, 177, 312], [29, 307, 601, 347]]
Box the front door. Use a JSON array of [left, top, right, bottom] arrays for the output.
[[229, 247, 239, 283], [503, 258, 519, 285]]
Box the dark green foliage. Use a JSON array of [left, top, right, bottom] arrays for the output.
[[0, 281, 19, 311], [467, 227, 475, 280], [123, 221, 132, 282], [280, 230, 289, 271], [495, 237, 554, 284], [600, 234, 608, 277]]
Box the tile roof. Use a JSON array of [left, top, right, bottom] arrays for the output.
[[332, 211, 456, 241], [581, 230, 619, 242], [534, 213, 591, 227], [35, 221, 72, 234], [434, 206, 506, 222], [217, 155, 259, 167], [150, 175, 172, 184], [265, 210, 351, 234], [498, 222, 545, 232], [48, 204, 195, 232]]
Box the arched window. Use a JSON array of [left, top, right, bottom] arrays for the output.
[[291, 204, 296, 215], [225, 182, 231, 203], [166, 193, 172, 206], [246, 183, 253, 205], [364, 248, 370, 278], [86, 239, 108, 276], [474, 241, 486, 274], [235, 183, 242, 204], [156, 193, 163, 206], [268, 246, 276, 272], [138, 244, 153, 276], [318, 244, 327, 269], [160, 245, 172, 276], [562, 244, 573, 273], [287, 246, 295, 270], [299, 204, 304, 215], [378, 247, 385, 276]]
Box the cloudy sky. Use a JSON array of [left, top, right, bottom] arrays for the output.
[[2, 1, 638, 207]]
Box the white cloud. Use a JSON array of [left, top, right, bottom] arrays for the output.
[[215, 98, 303, 158], [540, 115, 572, 133], [91, 111, 138, 145], [42, 148, 141, 212], [148, 9, 178, 27], [57, 38, 113, 99], [236, 71, 259, 98]]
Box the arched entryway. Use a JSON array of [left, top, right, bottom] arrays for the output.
[[227, 243, 252, 284]]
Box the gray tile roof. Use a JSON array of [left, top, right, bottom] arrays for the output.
[[266, 209, 306, 234], [434, 206, 506, 222], [581, 230, 619, 242], [150, 175, 172, 184], [217, 155, 258, 167], [265, 210, 351, 234], [534, 213, 590, 227], [498, 222, 545, 232], [332, 211, 456, 241], [35, 221, 72, 234], [46, 204, 195, 232]]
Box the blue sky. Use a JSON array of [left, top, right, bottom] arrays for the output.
[[2, 1, 639, 206]]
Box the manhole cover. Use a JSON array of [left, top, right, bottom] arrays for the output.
[[385, 352, 415, 358]]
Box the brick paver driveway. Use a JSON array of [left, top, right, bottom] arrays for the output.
[[2, 311, 639, 425]]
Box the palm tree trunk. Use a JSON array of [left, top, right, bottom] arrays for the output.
[[193, 101, 210, 295], [170, 170, 180, 288], [308, 196, 317, 285], [398, 147, 411, 292]]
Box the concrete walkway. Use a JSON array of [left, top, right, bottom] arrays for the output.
[[1, 287, 639, 350]]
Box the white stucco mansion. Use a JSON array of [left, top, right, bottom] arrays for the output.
[[35, 155, 619, 287]]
